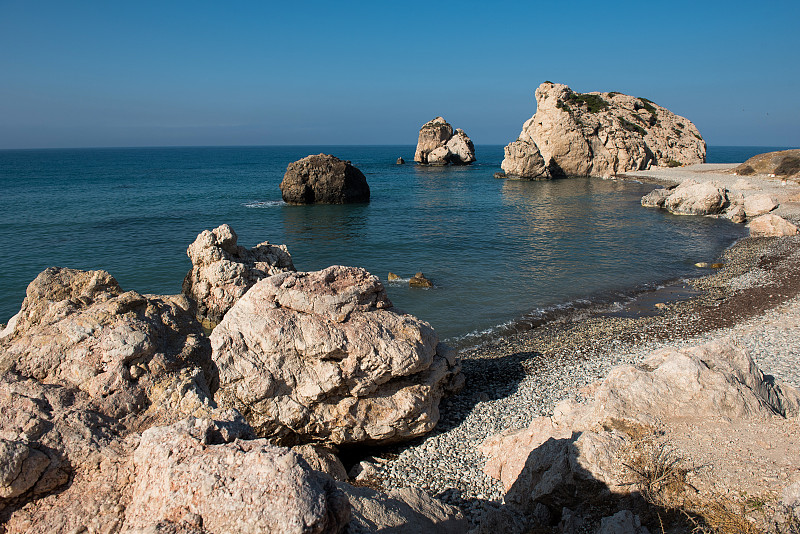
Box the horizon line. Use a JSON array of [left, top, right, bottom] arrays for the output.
[[2, 143, 799, 152]]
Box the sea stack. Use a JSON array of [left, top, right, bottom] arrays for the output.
[[414, 117, 476, 165], [500, 82, 706, 179], [280, 153, 370, 204]]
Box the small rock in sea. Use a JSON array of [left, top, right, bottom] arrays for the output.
[[396, 157, 405, 165], [695, 262, 710, 268], [493, 172, 508, 179], [387, 272, 400, 281], [711, 263, 724, 269], [654, 302, 667, 310], [409, 272, 433, 288]]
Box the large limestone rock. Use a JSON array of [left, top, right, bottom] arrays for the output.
[[125, 414, 350, 534], [414, 117, 475, 165], [0, 267, 216, 426], [500, 139, 548, 179], [0, 373, 137, 533], [0, 267, 221, 532], [662, 179, 729, 215], [183, 224, 294, 323], [641, 179, 729, 216], [733, 149, 800, 179], [210, 265, 464, 446], [480, 341, 800, 519], [501, 82, 706, 178], [280, 154, 370, 204], [749, 214, 799, 237]]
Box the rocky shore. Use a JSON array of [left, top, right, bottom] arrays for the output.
[[2, 163, 799, 533], [361, 165, 800, 532]]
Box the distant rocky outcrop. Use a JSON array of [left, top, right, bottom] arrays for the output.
[[479, 340, 800, 531], [183, 224, 294, 324], [414, 117, 476, 165], [280, 154, 370, 204], [733, 149, 800, 179], [210, 265, 464, 446], [500, 82, 706, 178]]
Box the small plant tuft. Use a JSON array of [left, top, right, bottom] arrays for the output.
[[666, 159, 682, 168], [619, 117, 647, 136]]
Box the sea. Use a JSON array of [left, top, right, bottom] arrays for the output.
[[0, 145, 793, 347]]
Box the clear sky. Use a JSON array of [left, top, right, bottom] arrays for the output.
[[1, 0, 798, 149]]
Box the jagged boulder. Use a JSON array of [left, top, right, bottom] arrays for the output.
[[501, 82, 705, 178], [210, 265, 464, 446], [414, 117, 475, 165], [183, 224, 294, 323], [125, 414, 350, 534], [0, 373, 137, 533], [280, 154, 370, 204], [0, 267, 216, 426]]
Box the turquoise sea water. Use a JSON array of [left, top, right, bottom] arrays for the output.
[[1, 145, 786, 345]]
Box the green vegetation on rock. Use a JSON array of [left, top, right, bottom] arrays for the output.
[[564, 91, 609, 113], [619, 117, 647, 136]]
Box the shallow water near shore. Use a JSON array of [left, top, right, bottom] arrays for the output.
[[0, 145, 756, 343]]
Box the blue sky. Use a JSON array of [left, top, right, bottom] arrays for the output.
[[1, 0, 798, 148]]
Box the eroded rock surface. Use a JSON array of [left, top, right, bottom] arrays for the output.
[[501, 82, 705, 178], [125, 414, 350, 534], [339, 484, 469, 534], [414, 117, 475, 165], [480, 340, 800, 523], [280, 154, 370, 204], [183, 224, 294, 323], [210, 265, 464, 445], [1, 267, 216, 427]]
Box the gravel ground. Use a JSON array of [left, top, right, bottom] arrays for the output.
[[356, 231, 800, 526]]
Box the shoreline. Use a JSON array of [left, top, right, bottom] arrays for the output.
[[360, 166, 800, 526]]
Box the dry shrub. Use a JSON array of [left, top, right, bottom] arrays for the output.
[[622, 439, 692, 510]]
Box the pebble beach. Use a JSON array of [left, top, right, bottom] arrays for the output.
[[356, 165, 800, 526]]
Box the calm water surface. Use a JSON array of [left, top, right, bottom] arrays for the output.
[[0, 145, 767, 344]]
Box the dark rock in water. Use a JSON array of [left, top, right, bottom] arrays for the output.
[[396, 157, 405, 165], [387, 272, 400, 281], [494, 172, 508, 179], [409, 272, 433, 288], [280, 154, 370, 204]]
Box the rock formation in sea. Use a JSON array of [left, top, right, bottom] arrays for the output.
[[500, 82, 706, 178], [182, 223, 295, 324], [733, 149, 800, 179], [280, 153, 370, 204], [414, 117, 476, 165], [210, 265, 464, 446], [479, 340, 800, 531]]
